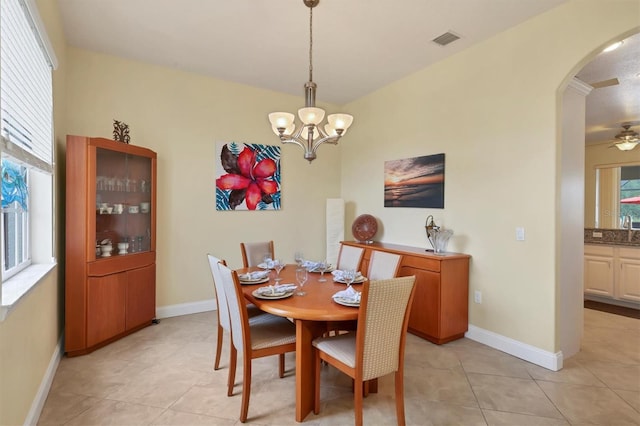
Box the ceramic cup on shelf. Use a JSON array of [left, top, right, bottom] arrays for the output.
[[113, 203, 124, 214], [100, 244, 113, 257], [140, 202, 150, 213], [117, 242, 128, 255], [128, 205, 139, 214]]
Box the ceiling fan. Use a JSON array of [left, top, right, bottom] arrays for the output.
[[608, 124, 639, 151]]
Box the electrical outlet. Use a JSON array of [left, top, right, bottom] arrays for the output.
[[593, 231, 603, 238], [474, 290, 482, 304]]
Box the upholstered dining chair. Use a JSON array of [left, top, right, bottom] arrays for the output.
[[217, 262, 297, 423], [367, 250, 402, 280], [312, 276, 416, 426], [207, 254, 267, 371], [336, 244, 365, 271], [240, 240, 275, 268]]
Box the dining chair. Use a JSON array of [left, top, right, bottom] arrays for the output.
[[217, 262, 297, 423], [336, 244, 364, 271], [207, 254, 267, 371], [312, 275, 416, 426], [240, 240, 275, 268], [367, 250, 402, 280]]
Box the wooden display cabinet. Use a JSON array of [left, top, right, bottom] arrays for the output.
[[65, 135, 157, 356], [342, 241, 470, 344]]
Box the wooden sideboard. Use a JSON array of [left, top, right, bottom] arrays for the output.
[[342, 241, 471, 344]]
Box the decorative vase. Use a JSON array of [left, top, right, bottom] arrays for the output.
[[428, 229, 453, 254]]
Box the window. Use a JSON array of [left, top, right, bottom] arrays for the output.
[[620, 165, 640, 229], [0, 0, 57, 316]]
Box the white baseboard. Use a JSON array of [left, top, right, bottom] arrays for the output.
[[25, 335, 63, 425], [156, 299, 216, 319], [465, 325, 563, 371]]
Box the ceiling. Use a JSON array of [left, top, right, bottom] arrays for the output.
[[56, 0, 638, 145]]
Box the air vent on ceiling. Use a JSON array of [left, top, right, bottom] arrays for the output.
[[590, 78, 619, 89], [432, 31, 460, 46]]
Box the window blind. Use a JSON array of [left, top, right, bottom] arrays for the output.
[[0, 0, 54, 172]]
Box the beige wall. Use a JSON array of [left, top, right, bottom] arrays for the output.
[[585, 142, 640, 228], [4, 0, 640, 423], [64, 48, 342, 307], [341, 1, 640, 352], [0, 0, 67, 424]]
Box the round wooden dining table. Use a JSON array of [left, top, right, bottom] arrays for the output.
[[238, 264, 360, 422]]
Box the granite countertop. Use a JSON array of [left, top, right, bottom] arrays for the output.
[[584, 228, 640, 247]]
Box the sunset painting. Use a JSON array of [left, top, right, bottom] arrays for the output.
[[384, 153, 445, 208]]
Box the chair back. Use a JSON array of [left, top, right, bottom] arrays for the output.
[[241, 241, 275, 267], [207, 254, 230, 332], [356, 276, 416, 381], [336, 244, 364, 271], [217, 262, 250, 355], [367, 251, 402, 280]]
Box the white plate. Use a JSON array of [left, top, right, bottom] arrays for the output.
[[333, 296, 360, 307], [257, 262, 275, 270], [252, 289, 294, 300], [333, 276, 367, 284], [239, 277, 270, 285]]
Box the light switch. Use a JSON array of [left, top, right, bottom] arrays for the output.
[[516, 227, 525, 241]]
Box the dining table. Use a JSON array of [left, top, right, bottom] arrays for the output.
[[238, 264, 364, 422]]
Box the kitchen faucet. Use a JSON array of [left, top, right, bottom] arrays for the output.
[[623, 215, 633, 241]]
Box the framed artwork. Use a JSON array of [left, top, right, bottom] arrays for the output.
[[215, 141, 281, 211], [384, 153, 445, 208]]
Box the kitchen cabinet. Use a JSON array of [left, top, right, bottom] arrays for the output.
[[584, 244, 640, 305], [617, 247, 640, 302], [584, 245, 615, 297], [65, 135, 157, 356], [342, 241, 470, 344]]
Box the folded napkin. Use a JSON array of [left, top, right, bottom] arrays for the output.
[[256, 283, 297, 295], [333, 286, 361, 302], [301, 260, 328, 271], [239, 270, 270, 281], [331, 270, 363, 281]]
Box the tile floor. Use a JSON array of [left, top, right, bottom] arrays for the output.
[[38, 308, 639, 425]]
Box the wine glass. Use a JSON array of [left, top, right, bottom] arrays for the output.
[[343, 269, 355, 288], [317, 260, 328, 282], [295, 268, 308, 296], [294, 251, 304, 267], [273, 259, 284, 282]]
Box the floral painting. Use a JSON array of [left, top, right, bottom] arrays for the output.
[[215, 141, 281, 211], [384, 153, 445, 208]]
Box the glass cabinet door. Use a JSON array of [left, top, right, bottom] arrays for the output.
[[95, 147, 152, 258]]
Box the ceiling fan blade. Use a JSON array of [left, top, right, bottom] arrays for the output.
[[590, 78, 619, 89]]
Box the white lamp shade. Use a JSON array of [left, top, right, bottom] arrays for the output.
[[272, 124, 295, 135], [616, 141, 639, 151], [324, 123, 347, 137], [301, 125, 319, 140], [298, 107, 325, 125], [268, 112, 295, 132], [327, 113, 353, 131]]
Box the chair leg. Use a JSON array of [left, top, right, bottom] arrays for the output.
[[314, 350, 321, 415], [354, 378, 364, 426], [239, 356, 252, 423], [227, 345, 237, 397], [395, 370, 406, 426], [279, 353, 285, 378], [214, 324, 223, 370]]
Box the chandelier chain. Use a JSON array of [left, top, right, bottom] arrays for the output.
[[308, 7, 313, 82]]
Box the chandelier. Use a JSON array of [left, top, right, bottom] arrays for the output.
[[614, 124, 639, 151], [268, 0, 353, 163]]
